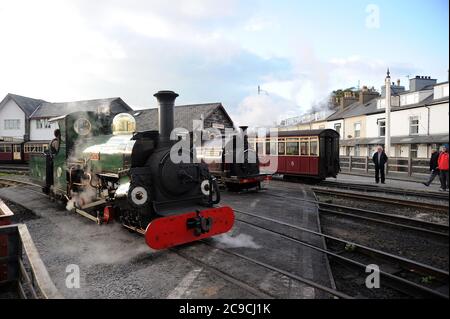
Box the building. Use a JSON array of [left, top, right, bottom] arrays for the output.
[[0, 94, 45, 142], [326, 76, 449, 158], [0, 94, 132, 161], [131, 102, 234, 136]]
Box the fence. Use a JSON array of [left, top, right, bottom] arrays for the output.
[[339, 156, 431, 178]]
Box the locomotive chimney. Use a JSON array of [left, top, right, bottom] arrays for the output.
[[240, 126, 249, 163], [240, 126, 249, 152], [154, 90, 179, 144]]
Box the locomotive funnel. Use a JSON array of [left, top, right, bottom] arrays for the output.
[[154, 90, 179, 144]]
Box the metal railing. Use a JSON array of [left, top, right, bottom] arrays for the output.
[[0, 199, 62, 299], [339, 156, 431, 177]]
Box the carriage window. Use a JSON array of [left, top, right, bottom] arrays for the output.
[[0, 145, 12, 152], [265, 140, 271, 155], [300, 139, 309, 156], [310, 138, 319, 156], [278, 141, 286, 155], [270, 141, 277, 155], [257, 141, 264, 156], [286, 139, 299, 155]]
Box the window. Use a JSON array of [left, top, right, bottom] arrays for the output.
[[354, 123, 361, 138], [410, 144, 418, 158], [278, 140, 286, 155], [24, 144, 49, 153], [334, 123, 341, 136], [300, 139, 309, 156], [310, 138, 319, 156], [409, 116, 419, 135], [286, 139, 299, 155], [0, 144, 11, 152], [4, 119, 20, 130], [355, 145, 361, 157], [36, 119, 51, 129], [378, 119, 386, 137], [265, 140, 277, 155], [256, 141, 264, 156]]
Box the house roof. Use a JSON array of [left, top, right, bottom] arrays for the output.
[[131, 103, 233, 132], [30, 97, 132, 119], [0, 93, 46, 117], [340, 134, 449, 146], [326, 94, 448, 121]]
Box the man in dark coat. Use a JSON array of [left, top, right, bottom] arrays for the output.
[[422, 148, 440, 187], [372, 145, 388, 184]]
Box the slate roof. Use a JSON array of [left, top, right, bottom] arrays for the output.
[[30, 97, 132, 119], [131, 103, 233, 132], [0, 93, 46, 116], [326, 94, 448, 121], [340, 134, 449, 146]]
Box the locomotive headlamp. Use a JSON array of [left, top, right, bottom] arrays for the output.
[[130, 186, 148, 206], [112, 113, 136, 135], [200, 180, 211, 196]]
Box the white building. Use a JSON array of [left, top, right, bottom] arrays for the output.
[[326, 76, 449, 159], [0, 93, 132, 159]]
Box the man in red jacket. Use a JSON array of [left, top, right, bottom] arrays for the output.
[[438, 144, 449, 191]]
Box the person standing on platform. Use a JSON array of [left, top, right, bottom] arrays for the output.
[[422, 148, 440, 187], [438, 144, 449, 191], [372, 145, 388, 184]]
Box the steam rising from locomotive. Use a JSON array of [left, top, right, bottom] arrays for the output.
[[30, 91, 234, 250]]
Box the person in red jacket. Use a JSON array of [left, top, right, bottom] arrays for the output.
[[438, 144, 449, 191]]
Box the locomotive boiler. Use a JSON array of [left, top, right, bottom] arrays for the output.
[[29, 91, 234, 250]]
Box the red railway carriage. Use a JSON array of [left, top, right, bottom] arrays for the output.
[[254, 129, 340, 180], [0, 141, 25, 163]]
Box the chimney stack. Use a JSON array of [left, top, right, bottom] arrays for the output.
[[154, 90, 179, 144]]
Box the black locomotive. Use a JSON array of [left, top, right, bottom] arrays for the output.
[[30, 91, 234, 250]]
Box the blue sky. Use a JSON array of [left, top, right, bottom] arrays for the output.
[[0, 0, 448, 125]]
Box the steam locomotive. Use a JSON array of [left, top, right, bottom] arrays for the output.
[[198, 126, 270, 191], [29, 91, 234, 250]]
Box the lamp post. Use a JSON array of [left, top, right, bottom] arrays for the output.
[[385, 69, 392, 158]]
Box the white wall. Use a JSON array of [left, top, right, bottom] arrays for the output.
[[366, 113, 385, 138], [326, 119, 344, 139], [429, 102, 449, 135], [390, 107, 429, 136], [30, 119, 59, 141], [434, 83, 449, 99], [0, 99, 26, 139]]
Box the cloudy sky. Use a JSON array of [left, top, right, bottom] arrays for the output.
[[0, 0, 448, 126]]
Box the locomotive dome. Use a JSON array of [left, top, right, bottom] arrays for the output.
[[112, 113, 136, 135]]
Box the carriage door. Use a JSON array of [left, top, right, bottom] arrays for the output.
[[13, 144, 22, 161], [325, 137, 333, 175]]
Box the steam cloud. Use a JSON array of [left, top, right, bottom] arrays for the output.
[[213, 233, 262, 249]]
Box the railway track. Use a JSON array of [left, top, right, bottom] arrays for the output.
[[230, 208, 449, 299], [269, 178, 449, 201], [318, 180, 449, 201], [259, 190, 449, 237], [312, 188, 449, 213], [2, 176, 448, 299]]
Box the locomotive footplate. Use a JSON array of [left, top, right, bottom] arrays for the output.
[[145, 206, 234, 250]]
